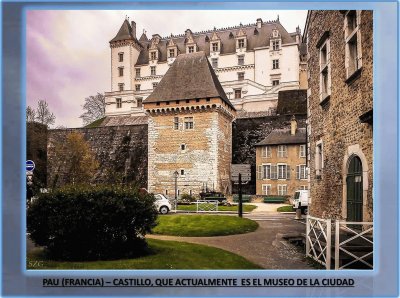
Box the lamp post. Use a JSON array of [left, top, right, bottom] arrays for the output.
[[173, 170, 179, 212]]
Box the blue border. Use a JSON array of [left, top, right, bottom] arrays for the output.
[[0, 1, 398, 297]]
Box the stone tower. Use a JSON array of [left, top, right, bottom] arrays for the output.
[[107, 19, 142, 115], [143, 51, 236, 197]]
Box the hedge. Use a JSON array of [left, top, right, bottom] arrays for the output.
[[27, 185, 158, 261]]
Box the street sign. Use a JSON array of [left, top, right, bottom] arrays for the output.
[[26, 160, 35, 172], [231, 164, 251, 182]]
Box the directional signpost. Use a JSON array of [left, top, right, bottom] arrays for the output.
[[231, 164, 251, 218]]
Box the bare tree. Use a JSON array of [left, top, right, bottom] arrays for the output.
[[35, 100, 55, 127], [26, 106, 36, 122], [80, 93, 106, 126]]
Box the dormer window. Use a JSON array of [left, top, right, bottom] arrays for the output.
[[272, 40, 280, 51], [238, 39, 245, 49], [169, 49, 175, 58], [188, 46, 194, 53], [150, 51, 157, 61], [272, 29, 279, 38], [212, 42, 219, 52]]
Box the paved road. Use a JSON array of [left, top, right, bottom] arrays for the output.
[[149, 205, 312, 269]]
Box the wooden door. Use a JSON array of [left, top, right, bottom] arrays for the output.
[[346, 155, 363, 222]]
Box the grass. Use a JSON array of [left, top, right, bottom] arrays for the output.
[[85, 117, 106, 128], [27, 239, 261, 270], [277, 205, 295, 212], [152, 214, 258, 237], [177, 204, 257, 212]]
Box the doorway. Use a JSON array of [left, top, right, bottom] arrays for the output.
[[346, 155, 363, 222]]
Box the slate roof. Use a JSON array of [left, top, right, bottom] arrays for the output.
[[143, 51, 235, 110], [255, 128, 306, 146], [118, 20, 297, 65], [110, 19, 141, 45]]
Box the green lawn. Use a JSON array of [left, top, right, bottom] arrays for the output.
[[277, 205, 295, 212], [27, 239, 261, 270], [152, 214, 258, 237], [177, 204, 257, 212]]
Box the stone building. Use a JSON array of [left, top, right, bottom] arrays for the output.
[[304, 10, 373, 221], [255, 117, 307, 197], [143, 51, 236, 196], [106, 17, 304, 116]]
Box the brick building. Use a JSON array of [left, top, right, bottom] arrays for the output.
[[304, 10, 373, 221], [143, 51, 236, 196], [255, 116, 307, 197]]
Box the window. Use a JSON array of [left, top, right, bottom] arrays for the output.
[[315, 141, 324, 177], [277, 145, 287, 158], [278, 164, 290, 180], [118, 52, 124, 62], [169, 49, 175, 58], [278, 185, 287, 196], [238, 39, 245, 48], [299, 185, 308, 190], [272, 80, 280, 86], [319, 39, 331, 100], [296, 164, 307, 180], [136, 98, 143, 108], [165, 189, 168, 195], [262, 184, 271, 195], [188, 46, 194, 53], [272, 40, 280, 51], [135, 84, 141, 91], [238, 55, 244, 65], [150, 51, 157, 60], [184, 117, 194, 129], [118, 67, 124, 76], [212, 42, 219, 52], [345, 11, 362, 79], [238, 72, 245, 81], [234, 89, 242, 99], [180, 169, 185, 176], [174, 117, 179, 130], [152, 82, 158, 89], [151, 66, 156, 76], [299, 145, 306, 158], [116, 98, 122, 108], [262, 146, 271, 158], [263, 164, 271, 179], [135, 68, 141, 78], [181, 144, 186, 151], [118, 83, 124, 91], [212, 58, 218, 68], [272, 59, 279, 69]]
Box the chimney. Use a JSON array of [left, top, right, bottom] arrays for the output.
[[131, 21, 136, 38], [290, 115, 297, 135], [256, 18, 262, 29]]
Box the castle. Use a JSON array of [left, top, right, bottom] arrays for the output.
[[105, 17, 305, 117]]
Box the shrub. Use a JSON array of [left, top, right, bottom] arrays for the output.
[[27, 185, 158, 261], [180, 193, 196, 203]]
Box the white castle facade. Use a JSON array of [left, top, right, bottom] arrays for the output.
[[105, 17, 303, 117]]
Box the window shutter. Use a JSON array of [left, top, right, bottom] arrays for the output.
[[267, 146, 271, 158], [296, 165, 300, 180], [286, 165, 291, 180], [327, 40, 331, 95], [257, 165, 262, 180], [267, 185, 271, 195], [271, 165, 277, 180], [356, 11, 363, 69], [345, 43, 350, 78]]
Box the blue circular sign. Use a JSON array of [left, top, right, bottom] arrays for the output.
[[26, 160, 35, 171]]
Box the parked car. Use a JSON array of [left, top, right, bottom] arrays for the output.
[[293, 190, 309, 215], [154, 194, 172, 214]]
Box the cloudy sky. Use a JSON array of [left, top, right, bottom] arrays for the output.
[[27, 10, 307, 128]]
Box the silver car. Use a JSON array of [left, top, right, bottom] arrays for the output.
[[154, 194, 172, 214]]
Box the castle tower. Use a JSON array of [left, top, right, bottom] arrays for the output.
[[143, 51, 236, 196], [106, 19, 142, 115]]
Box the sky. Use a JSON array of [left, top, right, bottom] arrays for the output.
[[27, 10, 307, 128]]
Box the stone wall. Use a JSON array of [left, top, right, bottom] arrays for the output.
[[47, 125, 148, 189], [306, 10, 373, 220]]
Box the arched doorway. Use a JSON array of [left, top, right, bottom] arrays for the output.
[[346, 155, 363, 222]]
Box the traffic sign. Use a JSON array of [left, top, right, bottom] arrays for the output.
[[26, 160, 35, 172]]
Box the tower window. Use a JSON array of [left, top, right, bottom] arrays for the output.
[[181, 144, 186, 151], [118, 52, 124, 62], [118, 83, 124, 91], [180, 169, 185, 176], [118, 67, 124, 76], [272, 80, 280, 86]]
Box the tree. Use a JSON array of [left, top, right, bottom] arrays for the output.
[[26, 106, 36, 122], [35, 100, 56, 127], [80, 93, 105, 126], [51, 132, 99, 187]]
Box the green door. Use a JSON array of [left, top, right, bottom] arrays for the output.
[[346, 156, 363, 222]]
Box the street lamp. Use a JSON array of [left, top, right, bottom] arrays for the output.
[[173, 170, 179, 212]]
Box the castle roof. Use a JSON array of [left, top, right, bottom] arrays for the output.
[[255, 128, 306, 146], [144, 51, 234, 110], [134, 20, 297, 65]]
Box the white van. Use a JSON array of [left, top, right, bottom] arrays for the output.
[[293, 190, 309, 215]]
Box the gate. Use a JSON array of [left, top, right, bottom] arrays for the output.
[[306, 216, 332, 269], [196, 200, 218, 212]]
